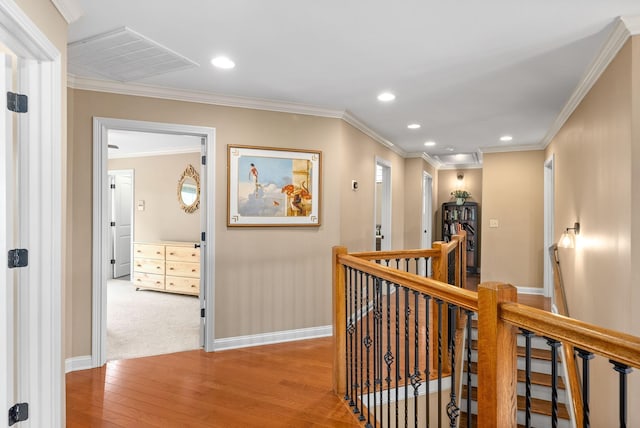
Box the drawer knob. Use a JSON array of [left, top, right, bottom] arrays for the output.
[[170, 267, 174, 270], [192, 269, 196, 272]]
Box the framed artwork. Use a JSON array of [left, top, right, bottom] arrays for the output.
[[227, 145, 322, 226]]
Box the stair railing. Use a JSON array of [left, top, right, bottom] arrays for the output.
[[334, 241, 640, 427]]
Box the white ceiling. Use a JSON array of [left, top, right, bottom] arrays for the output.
[[67, 1, 640, 167]]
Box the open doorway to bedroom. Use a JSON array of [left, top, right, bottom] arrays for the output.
[[93, 118, 216, 367]]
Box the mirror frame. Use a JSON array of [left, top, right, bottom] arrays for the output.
[[177, 164, 201, 214]]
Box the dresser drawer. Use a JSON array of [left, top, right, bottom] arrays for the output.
[[166, 261, 200, 278], [133, 272, 165, 290], [166, 276, 199, 295], [133, 258, 165, 275], [134, 243, 165, 260], [166, 245, 200, 262]]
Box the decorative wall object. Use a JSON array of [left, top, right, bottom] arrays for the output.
[[227, 145, 321, 226]]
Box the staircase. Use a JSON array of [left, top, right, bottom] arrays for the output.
[[460, 320, 572, 427]]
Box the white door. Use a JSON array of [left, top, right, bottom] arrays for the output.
[[110, 171, 133, 278], [374, 158, 392, 251], [422, 172, 433, 276], [0, 51, 17, 426]]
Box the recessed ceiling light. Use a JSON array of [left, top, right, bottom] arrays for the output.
[[424, 141, 436, 147], [377, 92, 395, 102], [500, 135, 513, 142], [211, 56, 235, 69], [446, 147, 455, 152], [408, 123, 421, 130]]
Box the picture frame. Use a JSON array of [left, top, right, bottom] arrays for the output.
[[227, 145, 322, 227]]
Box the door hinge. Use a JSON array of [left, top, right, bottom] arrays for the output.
[[8, 403, 28, 426], [8, 249, 28, 269], [201, 232, 206, 242], [200, 308, 205, 318], [7, 92, 28, 113], [110, 221, 116, 227], [110, 183, 116, 189], [201, 155, 206, 165], [110, 259, 115, 265]]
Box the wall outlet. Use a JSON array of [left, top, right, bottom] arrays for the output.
[[489, 219, 499, 228], [351, 180, 358, 191]]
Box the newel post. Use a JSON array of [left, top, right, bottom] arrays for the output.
[[431, 241, 448, 282], [477, 282, 518, 427], [332, 246, 348, 396]]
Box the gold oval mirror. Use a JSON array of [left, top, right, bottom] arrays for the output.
[[178, 164, 200, 213]]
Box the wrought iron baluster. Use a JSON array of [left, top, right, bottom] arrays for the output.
[[395, 281, 400, 427], [345, 266, 352, 404], [365, 274, 372, 428], [465, 311, 473, 428], [404, 287, 410, 428], [424, 294, 431, 428], [437, 299, 443, 427], [610, 360, 633, 428], [447, 304, 459, 427], [395, 258, 400, 270], [414, 257, 419, 275], [352, 268, 360, 416], [545, 337, 561, 428], [385, 281, 393, 428], [412, 291, 422, 427], [372, 276, 378, 427], [576, 348, 594, 428], [521, 329, 534, 428], [357, 271, 365, 421]]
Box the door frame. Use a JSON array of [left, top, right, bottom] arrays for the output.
[[544, 155, 555, 298], [108, 169, 134, 279], [374, 157, 392, 251], [0, 0, 63, 426], [421, 171, 433, 276], [92, 117, 216, 367]]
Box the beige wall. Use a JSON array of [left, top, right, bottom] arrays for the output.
[[109, 153, 201, 242], [481, 151, 544, 288], [68, 89, 411, 356], [545, 38, 639, 425]]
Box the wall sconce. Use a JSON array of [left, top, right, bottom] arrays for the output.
[[456, 172, 464, 185], [559, 222, 580, 248]]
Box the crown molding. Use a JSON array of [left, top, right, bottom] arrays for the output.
[[405, 152, 442, 169], [540, 16, 633, 148], [438, 163, 483, 171], [480, 142, 545, 154], [341, 110, 407, 157], [50, 0, 82, 23], [68, 75, 345, 119]]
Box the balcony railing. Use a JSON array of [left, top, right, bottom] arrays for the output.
[[333, 236, 640, 427]]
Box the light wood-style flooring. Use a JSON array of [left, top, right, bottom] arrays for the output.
[[66, 337, 360, 428]]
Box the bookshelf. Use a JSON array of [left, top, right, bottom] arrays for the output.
[[442, 201, 479, 273]]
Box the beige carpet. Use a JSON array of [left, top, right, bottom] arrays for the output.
[[107, 278, 200, 361]]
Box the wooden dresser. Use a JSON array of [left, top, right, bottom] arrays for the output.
[[133, 242, 200, 296]]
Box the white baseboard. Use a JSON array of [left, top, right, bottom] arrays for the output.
[[65, 355, 93, 373], [517, 287, 545, 295], [214, 325, 333, 351]]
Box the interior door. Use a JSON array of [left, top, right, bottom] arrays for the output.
[[422, 172, 433, 276], [111, 171, 133, 278], [374, 159, 392, 251], [198, 137, 206, 347]]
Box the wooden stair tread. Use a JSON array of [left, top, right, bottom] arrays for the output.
[[467, 361, 566, 389], [462, 385, 570, 420], [459, 412, 526, 428]]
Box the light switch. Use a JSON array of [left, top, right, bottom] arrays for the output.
[[137, 200, 145, 211], [489, 219, 499, 228]]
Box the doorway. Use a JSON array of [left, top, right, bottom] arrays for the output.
[[544, 155, 555, 299], [422, 171, 433, 276], [374, 158, 392, 251], [93, 118, 216, 367]]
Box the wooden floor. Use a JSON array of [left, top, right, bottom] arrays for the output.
[[66, 337, 360, 428]]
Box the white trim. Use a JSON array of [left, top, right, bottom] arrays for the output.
[[214, 325, 332, 351], [93, 118, 216, 366], [541, 17, 632, 149], [621, 15, 640, 36], [480, 143, 545, 154], [375, 157, 392, 251], [65, 356, 93, 374], [342, 110, 406, 157], [516, 287, 546, 296], [50, 0, 82, 23], [108, 146, 200, 159], [360, 376, 452, 406], [69, 75, 345, 119], [437, 163, 484, 170], [544, 155, 555, 298]]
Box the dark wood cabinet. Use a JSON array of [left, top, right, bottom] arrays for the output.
[[442, 201, 479, 273]]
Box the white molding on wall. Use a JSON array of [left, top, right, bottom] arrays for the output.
[[540, 16, 634, 149], [342, 110, 407, 157], [621, 15, 640, 35], [361, 376, 452, 406], [68, 75, 345, 119], [480, 143, 545, 154], [214, 325, 332, 351], [50, 0, 82, 23], [65, 356, 93, 373], [517, 287, 546, 296]]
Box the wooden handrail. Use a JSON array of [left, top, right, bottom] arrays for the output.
[[337, 253, 478, 312], [501, 303, 640, 369], [349, 248, 441, 260]]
